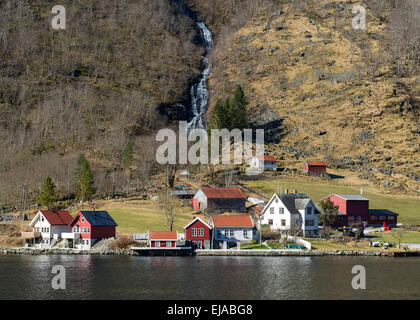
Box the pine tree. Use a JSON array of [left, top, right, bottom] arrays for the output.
[[38, 176, 58, 209], [74, 154, 96, 202], [229, 85, 247, 130], [121, 139, 134, 168], [209, 100, 226, 130]]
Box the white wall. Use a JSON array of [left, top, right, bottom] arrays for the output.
[[214, 227, 255, 242]]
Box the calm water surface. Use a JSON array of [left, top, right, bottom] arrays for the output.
[[0, 255, 419, 300]]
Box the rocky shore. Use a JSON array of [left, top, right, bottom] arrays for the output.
[[0, 247, 138, 256], [196, 249, 420, 257]]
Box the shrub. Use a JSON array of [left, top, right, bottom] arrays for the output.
[[110, 235, 134, 249]]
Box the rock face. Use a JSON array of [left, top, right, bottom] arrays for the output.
[[249, 104, 284, 143]]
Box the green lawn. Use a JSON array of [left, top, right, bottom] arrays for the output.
[[245, 179, 420, 225], [372, 231, 420, 244], [103, 207, 193, 235]]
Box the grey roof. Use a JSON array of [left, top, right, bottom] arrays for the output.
[[80, 211, 118, 227], [369, 209, 399, 216], [273, 193, 321, 214], [334, 194, 369, 201], [170, 190, 197, 196]]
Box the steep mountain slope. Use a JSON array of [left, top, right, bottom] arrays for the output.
[[191, 0, 420, 194], [0, 0, 204, 205]]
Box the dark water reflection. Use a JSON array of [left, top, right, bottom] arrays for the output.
[[0, 255, 419, 300]]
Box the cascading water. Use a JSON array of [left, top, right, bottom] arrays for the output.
[[188, 22, 213, 130], [170, 1, 213, 130]]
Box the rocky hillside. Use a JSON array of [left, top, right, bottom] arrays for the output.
[[191, 0, 420, 194]]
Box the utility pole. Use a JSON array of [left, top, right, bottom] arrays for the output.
[[277, 179, 280, 194], [22, 184, 29, 221]]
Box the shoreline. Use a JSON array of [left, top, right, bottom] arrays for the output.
[[1, 247, 420, 257]]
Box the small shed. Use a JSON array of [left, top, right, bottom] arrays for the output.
[[148, 231, 178, 248], [303, 161, 327, 176]]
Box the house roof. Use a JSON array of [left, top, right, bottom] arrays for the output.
[[30, 210, 73, 226], [306, 161, 327, 166], [256, 155, 276, 162], [211, 215, 254, 227], [149, 231, 178, 240], [369, 209, 399, 216], [262, 193, 320, 215], [200, 187, 245, 199], [74, 211, 118, 227], [184, 217, 212, 230], [329, 194, 369, 201]]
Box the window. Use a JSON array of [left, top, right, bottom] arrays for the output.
[[166, 241, 172, 247], [81, 217, 85, 223], [270, 207, 274, 214], [388, 216, 394, 220], [192, 228, 197, 237], [275, 198, 278, 203], [217, 230, 221, 237], [379, 216, 385, 221], [281, 220, 286, 226], [307, 207, 312, 215], [229, 230, 234, 237], [243, 230, 249, 238], [198, 228, 204, 237], [371, 216, 377, 220], [348, 216, 354, 221], [357, 216, 361, 221], [41, 217, 44, 222], [268, 219, 273, 225], [155, 241, 160, 247], [305, 220, 314, 226], [279, 207, 284, 214], [87, 228, 90, 233]]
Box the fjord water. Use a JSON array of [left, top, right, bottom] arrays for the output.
[[0, 255, 419, 300]]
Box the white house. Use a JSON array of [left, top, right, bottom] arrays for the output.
[[261, 193, 320, 237], [250, 155, 277, 171], [209, 215, 258, 249], [24, 210, 73, 248]]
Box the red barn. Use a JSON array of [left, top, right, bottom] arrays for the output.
[[148, 231, 178, 248], [69, 211, 117, 249], [184, 217, 212, 249], [324, 194, 369, 227], [303, 161, 327, 176]]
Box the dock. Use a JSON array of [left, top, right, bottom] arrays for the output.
[[131, 246, 193, 256]]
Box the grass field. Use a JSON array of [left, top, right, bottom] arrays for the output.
[[372, 231, 420, 244], [93, 200, 198, 235], [245, 179, 420, 226]]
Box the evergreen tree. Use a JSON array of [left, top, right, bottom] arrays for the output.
[[74, 154, 96, 202], [38, 176, 58, 209], [319, 198, 339, 227], [209, 100, 227, 130], [121, 139, 134, 168], [229, 85, 247, 130]]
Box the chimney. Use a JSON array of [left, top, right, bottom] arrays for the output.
[[293, 189, 297, 194], [285, 189, 288, 194]]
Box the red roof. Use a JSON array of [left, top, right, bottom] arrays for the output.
[[149, 231, 177, 240], [257, 155, 276, 162], [306, 161, 327, 166], [40, 210, 73, 225], [211, 215, 254, 227], [200, 188, 245, 199]]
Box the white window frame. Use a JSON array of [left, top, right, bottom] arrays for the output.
[[192, 228, 197, 237], [166, 241, 172, 247], [279, 207, 284, 214], [243, 230, 248, 238], [198, 228, 204, 237]]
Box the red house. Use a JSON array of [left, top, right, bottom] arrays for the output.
[[148, 231, 178, 248], [303, 161, 327, 176], [184, 217, 212, 249], [68, 211, 117, 249]]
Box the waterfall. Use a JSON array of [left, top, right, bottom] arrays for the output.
[[169, 1, 213, 130]]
